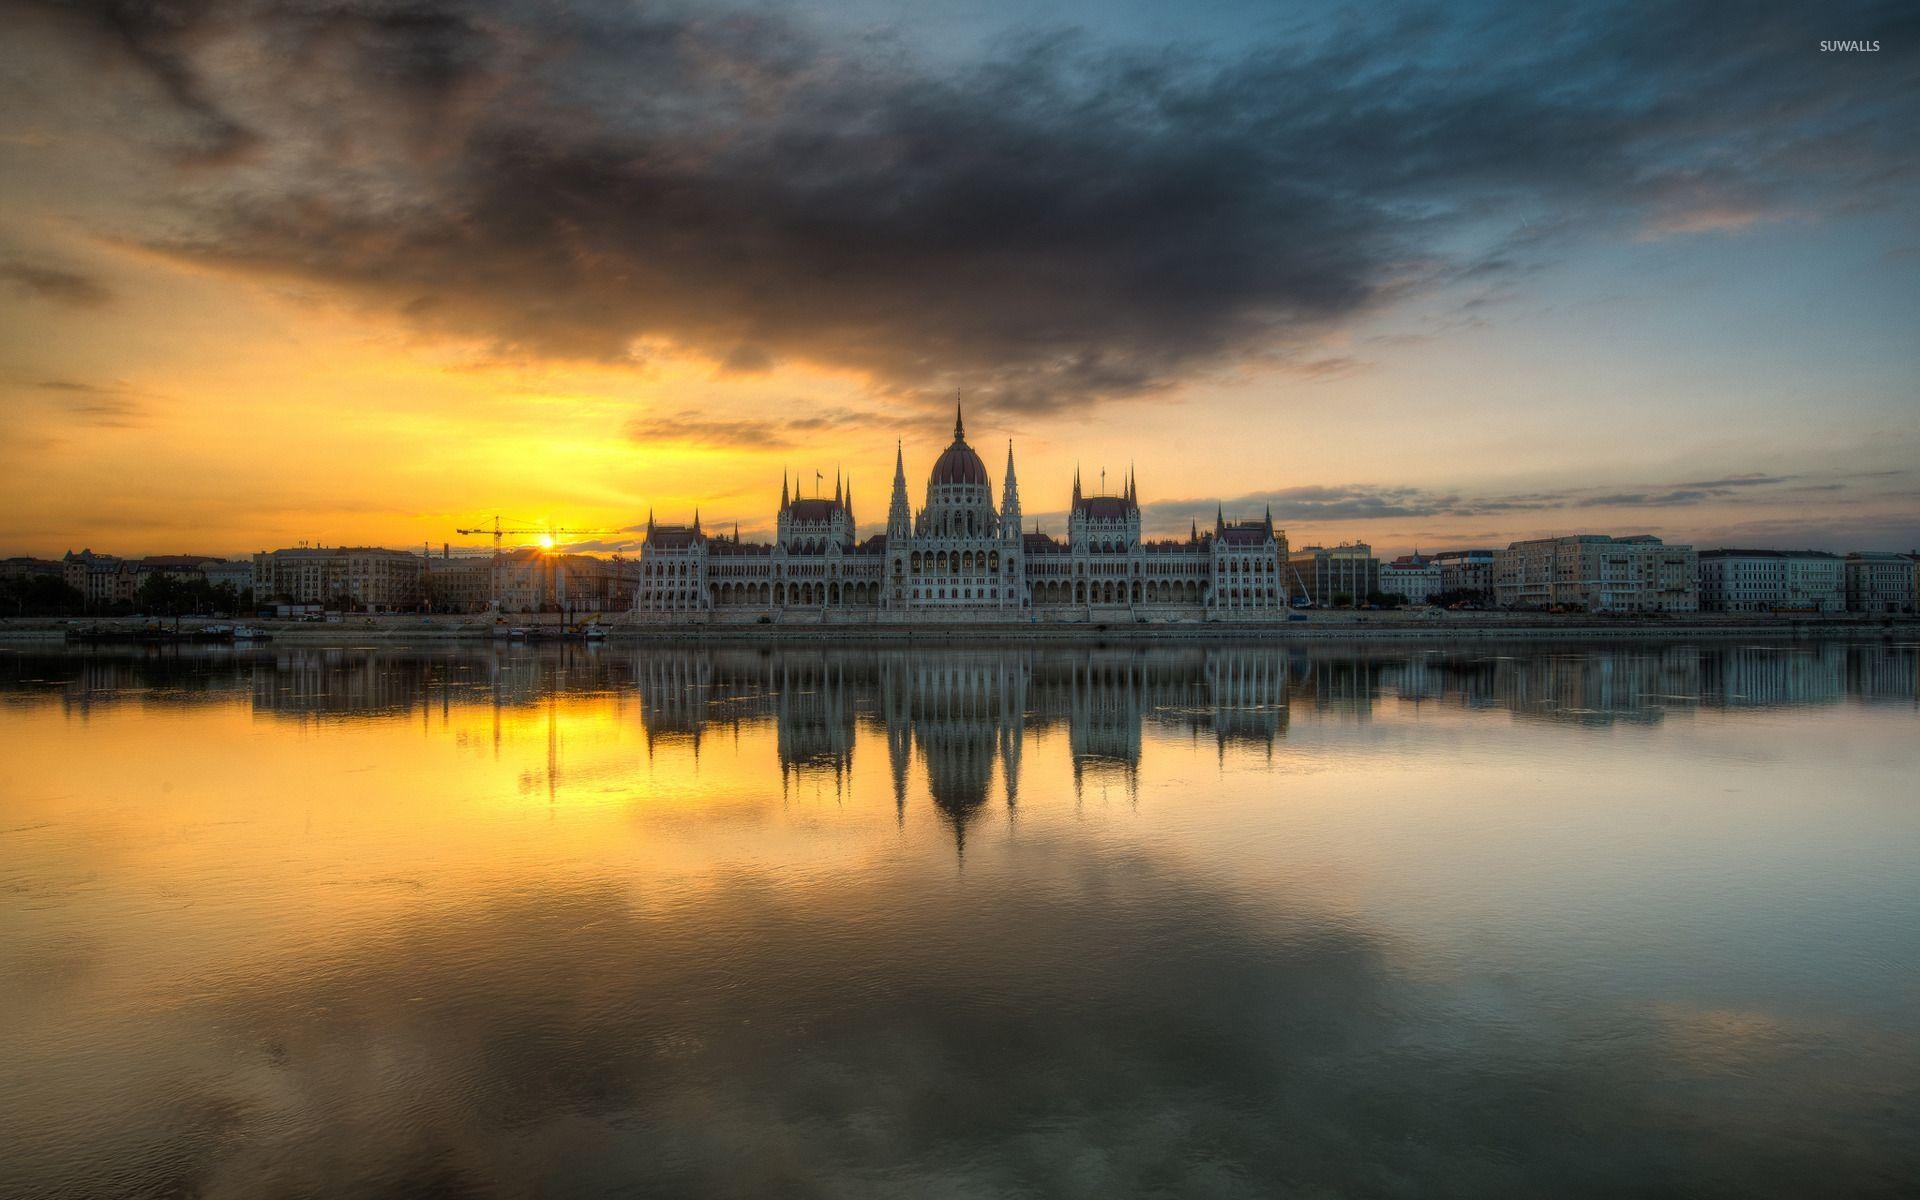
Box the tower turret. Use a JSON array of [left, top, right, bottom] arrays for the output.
[[1001, 441, 1022, 543], [887, 441, 911, 541]]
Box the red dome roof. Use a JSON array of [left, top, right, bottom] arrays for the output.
[[930, 439, 988, 486], [928, 403, 989, 486]]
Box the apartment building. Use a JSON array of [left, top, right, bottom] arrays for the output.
[[1494, 535, 1698, 613], [1429, 549, 1495, 597], [252, 547, 424, 611], [1288, 543, 1379, 607], [1844, 552, 1917, 614], [1378, 553, 1441, 604], [1696, 549, 1844, 613]]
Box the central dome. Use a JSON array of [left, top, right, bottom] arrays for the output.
[[928, 405, 989, 487]]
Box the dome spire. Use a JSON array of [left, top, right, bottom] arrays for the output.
[[953, 394, 965, 442]]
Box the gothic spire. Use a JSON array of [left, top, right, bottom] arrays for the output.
[[780, 470, 789, 510], [887, 440, 911, 538], [953, 397, 965, 442], [1001, 440, 1022, 538], [1072, 463, 1082, 505]]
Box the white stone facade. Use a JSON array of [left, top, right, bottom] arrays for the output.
[[635, 407, 1289, 620], [1697, 550, 1844, 613]]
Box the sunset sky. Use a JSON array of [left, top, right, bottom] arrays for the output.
[[2, 0, 1915, 559]]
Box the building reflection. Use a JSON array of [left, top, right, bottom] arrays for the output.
[[7, 640, 1915, 850]]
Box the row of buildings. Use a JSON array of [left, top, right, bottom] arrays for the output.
[[629, 414, 1914, 617], [2, 546, 637, 614], [1288, 539, 1916, 615], [11, 413, 1916, 616]]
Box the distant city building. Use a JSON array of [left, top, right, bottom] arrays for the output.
[[1697, 549, 1844, 613], [252, 547, 424, 611], [62, 550, 138, 605], [1495, 535, 1698, 612], [425, 553, 492, 613], [197, 559, 257, 593], [1429, 549, 1495, 597], [135, 554, 222, 581], [1378, 552, 1441, 604], [1289, 543, 1379, 608], [634, 407, 1289, 619], [0, 556, 62, 580], [490, 548, 627, 614], [1844, 552, 1917, 614]]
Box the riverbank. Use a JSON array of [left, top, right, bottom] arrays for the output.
[[6, 612, 1916, 644]]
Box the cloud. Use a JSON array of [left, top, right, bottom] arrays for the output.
[[0, 261, 112, 307], [626, 404, 870, 450], [9, 0, 1916, 415], [1103, 469, 1902, 541], [32, 378, 147, 426]]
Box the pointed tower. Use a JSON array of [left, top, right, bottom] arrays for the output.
[[834, 468, 842, 506], [780, 470, 789, 511], [1216, 504, 1225, 536], [954, 398, 965, 442], [1072, 464, 1082, 506], [1000, 441, 1022, 543], [887, 441, 911, 542]]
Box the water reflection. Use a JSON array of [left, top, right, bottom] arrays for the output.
[[2, 640, 1918, 1198]]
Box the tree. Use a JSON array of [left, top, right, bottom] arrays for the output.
[[1331, 591, 1354, 608], [1, 575, 86, 617]]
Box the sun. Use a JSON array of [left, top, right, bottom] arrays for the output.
[[538, 533, 555, 550]]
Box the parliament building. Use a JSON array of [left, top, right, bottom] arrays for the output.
[[635, 406, 1288, 620]]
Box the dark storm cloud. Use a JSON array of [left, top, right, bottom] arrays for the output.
[[626, 404, 869, 450], [0, 261, 113, 307], [9, 0, 1918, 412]]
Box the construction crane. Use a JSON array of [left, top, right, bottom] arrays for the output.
[[454, 516, 623, 612]]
